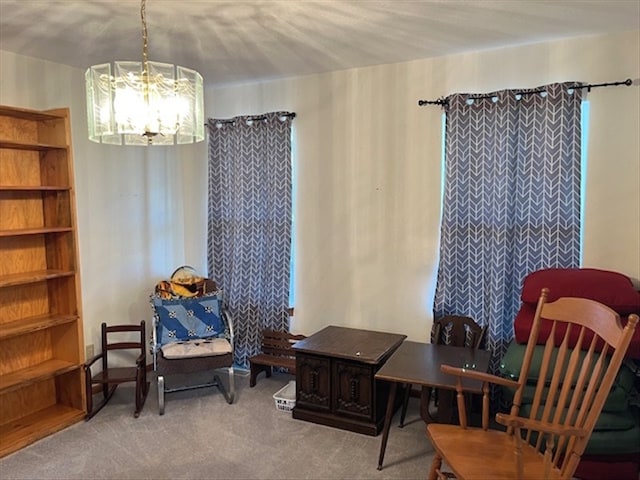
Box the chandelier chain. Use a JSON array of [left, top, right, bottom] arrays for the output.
[[141, 0, 149, 82], [140, 0, 151, 141]]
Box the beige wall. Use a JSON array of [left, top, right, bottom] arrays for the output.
[[1, 29, 638, 350], [197, 30, 640, 340]]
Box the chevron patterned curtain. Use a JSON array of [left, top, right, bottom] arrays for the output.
[[207, 112, 294, 367], [434, 83, 583, 385]]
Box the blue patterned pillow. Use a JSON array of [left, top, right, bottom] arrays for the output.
[[151, 293, 224, 346]]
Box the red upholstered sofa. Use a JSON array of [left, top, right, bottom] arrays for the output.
[[511, 268, 640, 480], [514, 268, 640, 358]]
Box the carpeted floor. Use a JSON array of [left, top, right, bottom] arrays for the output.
[[0, 371, 434, 479]]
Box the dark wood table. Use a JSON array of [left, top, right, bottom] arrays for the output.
[[374, 341, 491, 470], [292, 325, 406, 435]]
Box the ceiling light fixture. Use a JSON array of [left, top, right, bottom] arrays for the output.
[[85, 0, 204, 145]]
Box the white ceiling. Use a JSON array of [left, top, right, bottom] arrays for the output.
[[0, 0, 638, 87]]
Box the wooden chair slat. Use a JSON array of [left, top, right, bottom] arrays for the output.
[[527, 321, 556, 445]]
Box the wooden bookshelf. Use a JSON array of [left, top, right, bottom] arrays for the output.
[[0, 105, 85, 457]]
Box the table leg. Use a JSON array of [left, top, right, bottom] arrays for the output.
[[377, 381, 397, 470], [420, 386, 437, 424], [435, 389, 455, 424], [398, 383, 411, 428]]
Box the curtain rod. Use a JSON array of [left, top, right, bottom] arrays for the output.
[[417, 78, 634, 107], [212, 112, 296, 125]]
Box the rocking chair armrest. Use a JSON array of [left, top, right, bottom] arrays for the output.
[[84, 352, 105, 368], [135, 353, 146, 366], [495, 413, 588, 438], [441, 364, 521, 389], [222, 307, 234, 348]]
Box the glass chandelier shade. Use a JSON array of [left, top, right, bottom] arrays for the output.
[[85, 0, 204, 146]]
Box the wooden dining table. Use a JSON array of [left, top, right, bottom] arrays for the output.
[[374, 341, 491, 470]]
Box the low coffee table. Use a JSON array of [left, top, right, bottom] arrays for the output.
[[375, 341, 491, 470]]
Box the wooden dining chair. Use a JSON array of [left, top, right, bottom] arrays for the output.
[[399, 315, 486, 427], [426, 288, 639, 480], [431, 315, 487, 351]]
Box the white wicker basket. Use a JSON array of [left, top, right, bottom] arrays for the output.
[[273, 381, 296, 412]]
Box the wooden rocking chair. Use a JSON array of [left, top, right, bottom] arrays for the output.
[[84, 321, 149, 419], [426, 288, 639, 480]]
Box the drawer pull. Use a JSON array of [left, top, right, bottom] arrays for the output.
[[350, 378, 360, 401]]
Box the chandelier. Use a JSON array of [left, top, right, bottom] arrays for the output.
[[85, 0, 204, 145]]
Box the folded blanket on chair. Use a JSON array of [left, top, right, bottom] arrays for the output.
[[161, 338, 232, 359]]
